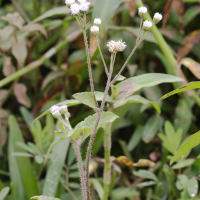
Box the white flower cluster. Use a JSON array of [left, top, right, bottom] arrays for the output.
[[90, 18, 101, 36], [65, 0, 90, 15], [137, 6, 162, 31], [50, 105, 68, 119], [106, 40, 127, 53]]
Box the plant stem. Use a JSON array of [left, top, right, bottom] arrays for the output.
[[96, 37, 109, 76], [102, 122, 112, 200], [73, 141, 87, 200], [85, 54, 115, 200], [82, 15, 99, 109]]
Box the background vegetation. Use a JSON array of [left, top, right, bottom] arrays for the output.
[[1, 0, 200, 199]]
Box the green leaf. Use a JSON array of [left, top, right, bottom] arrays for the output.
[[136, 181, 157, 189], [92, 0, 121, 33], [35, 156, 44, 164], [115, 73, 184, 99], [113, 95, 161, 113], [73, 92, 98, 109], [16, 142, 36, 154], [176, 175, 188, 190], [32, 6, 70, 23], [0, 187, 10, 200], [170, 130, 200, 165], [8, 116, 38, 199], [187, 178, 198, 198], [172, 159, 195, 169], [133, 170, 158, 181], [161, 82, 200, 100], [70, 112, 119, 142], [142, 115, 164, 143], [111, 187, 139, 200], [90, 179, 103, 200], [183, 6, 200, 26], [31, 196, 60, 200], [12, 152, 33, 157]]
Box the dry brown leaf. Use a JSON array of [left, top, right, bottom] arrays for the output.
[[3, 57, 15, 76], [162, 0, 173, 28], [172, 0, 185, 28], [11, 42, 27, 67], [114, 156, 155, 167], [89, 34, 97, 57], [177, 30, 200, 61], [13, 83, 31, 108], [179, 58, 200, 79], [125, 1, 135, 17]]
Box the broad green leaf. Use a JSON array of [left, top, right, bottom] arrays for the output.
[[142, 115, 164, 143], [31, 196, 60, 200], [172, 159, 195, 169], [8, 116, 38, 199], [183, 6, 200, 26], [73, 92, 98, 109], [176, 175, 188, 190], [170, 130, 200, 165], [0, 187, 10, 200], [113, 95, 161, 113], [161, 82, 200, 100], [187, 178, 198, 198], [111, 187, 139, 199], [92, 0, 121, 33], [115, 73, 184, 99], [12, 152, 33, 157], [16, 142, 36, 154], [32, 6, 70, 23], [90, 179, 103, 200], [133, 170, 158, 181], [70, 111, 119, 141]]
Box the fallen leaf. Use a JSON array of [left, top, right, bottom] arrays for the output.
[[11, 42, 27, 67], [125, 1, 135, 17], [13, 83, 31, 108], [114, 156, 155, 167], [177, 30, 200, 61], [3, 57, 15, 76]]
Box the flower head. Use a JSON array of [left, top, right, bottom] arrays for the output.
[[78, 0, 87, 2], [90, 25, 99, 36], [79, 2, 90, 12], [65, 0, 75, 6], [50, 105, 60, 119], [59, 105, 68, 114], [94, 18, 101, 25], [143, 20, 152, 31], [70, 3, 80, 15], [153, 12, 162, 24], [107, 40, 127, 53], [138, 6, 147, 17]]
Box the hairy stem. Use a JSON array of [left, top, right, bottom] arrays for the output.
[[102, 122, 112, 200], [96, 37, 109, 76], [82, 15, 99, 109], [85, 54, 115, 200], [73, 141, 87, 200]]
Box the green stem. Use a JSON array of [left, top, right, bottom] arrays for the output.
[[102, 122, 112, 200], [135, 0, 200, 107]]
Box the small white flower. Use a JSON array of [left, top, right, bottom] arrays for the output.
[[138, 6, 147, 17], [65, 0, 75, 5], [143, 20, 152, 31], [107, 40, 127, 53], [50, 105, 60, 118], [78, 0, 87, 2], [59, 105, 68, 114], [153, 12, 162, 24], [79, 2, 90, 12], [70, 3, 80, 15], [90, 25, 99, 36], [94, 18, 101, 25]]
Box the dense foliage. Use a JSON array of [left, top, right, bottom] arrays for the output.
[[1, 0, 200, 199]]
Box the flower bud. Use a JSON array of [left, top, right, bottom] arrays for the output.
[[143, 20, 152, 31], [138, 6, 147, 17], [94, 18, 101, 26], [59, 105, 68, 115], [90, 25, 99, 36], [79, 2, 90, 12], [107, 40, 127, 53], [153, 12, 162, 24], [50, 105, 60, 119]]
